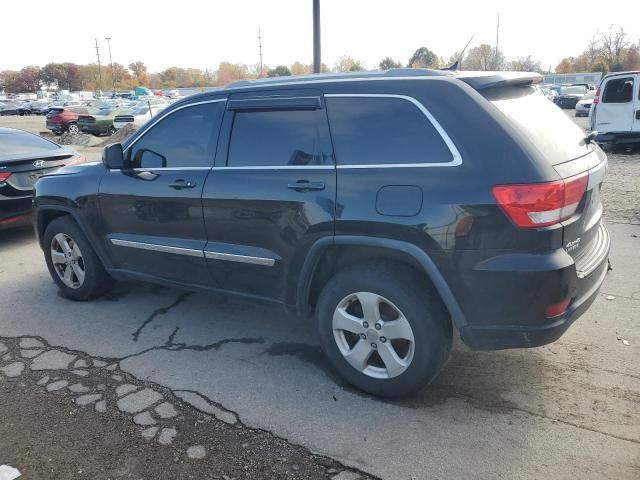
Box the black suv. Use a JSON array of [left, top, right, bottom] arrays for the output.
[[33, 69, 610, 397]]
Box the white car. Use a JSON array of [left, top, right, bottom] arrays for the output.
[[590, 71, 640, 146], [112, 105, 166, 130], [575, 90, 595, 117]]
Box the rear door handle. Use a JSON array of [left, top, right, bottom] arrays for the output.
[[168, 179, 196, 189], [287, 180, 325, 192]]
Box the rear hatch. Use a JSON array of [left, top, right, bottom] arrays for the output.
[[479, 81, 607, 274]]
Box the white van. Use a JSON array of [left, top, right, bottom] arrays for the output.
[[591, 71, 640, 146]]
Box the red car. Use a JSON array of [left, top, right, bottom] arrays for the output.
[[45, 107, 89, 135]]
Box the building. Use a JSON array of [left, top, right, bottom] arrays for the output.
[[543, 72, 603, 87]]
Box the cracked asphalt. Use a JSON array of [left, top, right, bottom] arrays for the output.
[[0, 114, 639, 479]]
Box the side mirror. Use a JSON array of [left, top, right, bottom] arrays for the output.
[[102, 143, 125, 169]]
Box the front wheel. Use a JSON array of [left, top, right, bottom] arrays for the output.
[[43, 216, 113, 300], [66, 122, 79, 135], [316, 263, 452, 398]]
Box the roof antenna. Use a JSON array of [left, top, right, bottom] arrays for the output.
[[441, 34, 474, 71]]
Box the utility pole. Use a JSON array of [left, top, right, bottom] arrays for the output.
[[495, 13, 500, 70], [313, 0, 321, 73], [258, 29, 263, 78], [94, 38, 103, 94], [105, 36, 115, 96]]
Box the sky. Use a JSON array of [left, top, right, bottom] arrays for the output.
[[1, 0, 639, 73]]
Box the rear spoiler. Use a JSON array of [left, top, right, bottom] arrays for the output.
[[455, 71, 543, 91]]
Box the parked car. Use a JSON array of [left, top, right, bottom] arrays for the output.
[[33, 69, 609, 397], [575, 90, 596, 117], [539, 87, 558, 102], [0, 102, 21, 116], [1, 128, 84, 228], [78, 108, 120, 136], [46, 107, 89, 135], [556, 85, 587, 108], [113, 105, 166, 130], [591, 71, 640, 147]]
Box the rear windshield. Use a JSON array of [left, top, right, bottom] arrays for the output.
[[484, 86, 591, 164], [0, 131, 60, 157]]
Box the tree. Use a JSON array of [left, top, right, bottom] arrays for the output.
[[290, 62, 311, 76], [129, 61, 149, 86], [41, 63, 82, 91], [378, 57, 402, 70], [624, 45, 640, 71], [600, 26, 630, 70], [268, 65, 291, 77], [408, 47, 439, 68], [334, 56, 364, 72], [506, 55, 542, 73], [464, 44, 504, 70], [555, 58, 574, 73], [215, 62, 249, 85]]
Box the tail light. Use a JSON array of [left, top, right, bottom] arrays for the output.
[[492, 174, 588, 228], [593, 87, 601, 105], [0, 172, 11, 186], [545, 298, 571, 318]]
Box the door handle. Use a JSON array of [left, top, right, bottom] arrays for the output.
[[287, 180, 325, 192], [168, 179, 196, 189]]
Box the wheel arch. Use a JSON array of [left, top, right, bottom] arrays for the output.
[[35, 206, 112, 270], [295, 235, 467, 329]]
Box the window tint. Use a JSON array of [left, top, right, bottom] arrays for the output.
[[128, 102, 224, 168], [227, 109, 326, 167], [602, 77, 634, 103], [326, 97, 452, 165], [0, 131, 59, 156]]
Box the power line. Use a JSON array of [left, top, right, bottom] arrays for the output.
[[94, 38, 103, 93]]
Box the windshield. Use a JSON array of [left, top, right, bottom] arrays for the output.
[[0, 131, 60, 157], [582, 90, 595, 100], [132, 107, 150, 115], [485, 86, 591, 164], [560, 86, 586, 95]]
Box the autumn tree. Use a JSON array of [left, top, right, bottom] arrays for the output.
[[600, 26, 630, 71], [41, 63, 82, 91], [408, 47, 439, 68], [290, 62, 311, 76], [215, 62, 249, 86], [623, 45, 640, 71], [129, 61, 150, 86]]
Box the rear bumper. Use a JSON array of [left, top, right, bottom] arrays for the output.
[[452, 224, 610, 350], [460, 255, 608, 349], [0, 196, 33, 223], [595, 132, 640, 145]]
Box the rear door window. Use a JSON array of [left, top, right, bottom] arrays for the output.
[[325, 96, 453, 165], [227, 109, 327, 167], [602, 77, 634, 103]]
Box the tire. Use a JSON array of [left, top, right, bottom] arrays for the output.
[[66, 122, 79, 135], [43, 216, 113, 301], [316, 262, 452, 398], [107, 127, 116, 136]]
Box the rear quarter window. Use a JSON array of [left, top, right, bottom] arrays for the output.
[[484, 86, 590, 164], [325, 96, 453, 166], [0, 131, 59, 157]]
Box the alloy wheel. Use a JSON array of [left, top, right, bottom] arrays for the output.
[[332, 292, 415, 379], [67, 124, 79, 134], [50, 233, 85, 289]]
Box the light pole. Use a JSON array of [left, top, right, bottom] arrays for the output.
[[313, 0, 321, 73], [105, 36, 115, 97]]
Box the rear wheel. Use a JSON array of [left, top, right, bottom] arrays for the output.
[[66, 122, 79, 135], [43, 216, 113, 300], [316, 263, 452, 397]]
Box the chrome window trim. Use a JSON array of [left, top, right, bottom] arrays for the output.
[[228, 95, 320, 103], [325, 93, 462, 169], [110, 238, 203, 257], [124, 98, 228, 153], [211, 165, 333, 171], [204, 251, 275, 267]]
